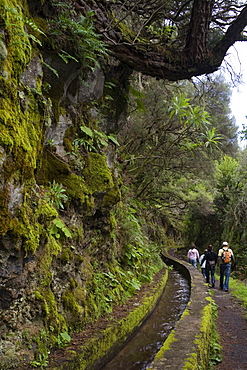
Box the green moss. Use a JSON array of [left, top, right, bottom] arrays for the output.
[[37, 236, 62, 289], [117, 22, 139, 43], [10, 204, 41, 254], [62, 173, 88, 203], [193, 298, 212, 367], [183, 298, 213, 370], [0, 38, 7, 68], [54, 269, 168, 370], [75, 254, 84, 263], [153, 331, 178, 361], [84, 152, 113, 193], [35, 199, 58, 222], [74, 287, 86, 306], [183, 353, 198, 369], [60, 247, 73, 264], [0, 188, 11, 234], [35, 290, 43, 301], [83, 152, 121, 207], [36, 147, 121, 215], [35, 287, 67, 333], [36, 149, 70, 183], [63, 137, 74, 153], [62, 290, 84, 324], [102, 187, 121, 207], [69, 278, 78, 290], [32, 288, 68, 366], [0, 76, 45, 193], [36, 149, 89, 207], [1, 0, 32, 79]]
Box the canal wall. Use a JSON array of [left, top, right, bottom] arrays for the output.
[[148, 250, 213, 370], [47, 268, 169, 370], [47, 251, 212, 370]]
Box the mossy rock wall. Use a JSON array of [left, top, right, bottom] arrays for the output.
[[0, 1, 165, 369], [47, 269, 169, 370]]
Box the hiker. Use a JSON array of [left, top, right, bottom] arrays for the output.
[[202, 245, 218, 288], [187, 244, 199, 268], [218, 241, 235, 292], [199, 249, 207, 279]]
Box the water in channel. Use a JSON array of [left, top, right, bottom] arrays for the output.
[[99, 269, 190, 370]]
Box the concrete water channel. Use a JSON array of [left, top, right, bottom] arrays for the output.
[[99, 269, 190, 370], [47, 252, 212, 370]]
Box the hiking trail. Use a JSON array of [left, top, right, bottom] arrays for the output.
[[214, 287, 247, 370]]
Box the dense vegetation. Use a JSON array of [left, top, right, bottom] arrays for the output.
[[0, 0, 246, 368], [116, 73, 247, 272]]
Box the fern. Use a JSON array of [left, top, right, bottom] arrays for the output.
[[48, 8, 107, 70], [6, 5, 45, 48], [42, 61, 59, 77], [58, 50, 79, 63]]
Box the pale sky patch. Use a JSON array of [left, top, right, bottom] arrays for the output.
[[224, 42, 247, 148]]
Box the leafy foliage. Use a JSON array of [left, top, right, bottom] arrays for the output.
[[47, 5, 107, 70], [117, 73, 239, 251], [50, 219, 72, 239], [208, 300, 222, 368], [57, 331, 71, 348], [30, 352, 48, 369], [84, 199, 164, 319], [48, 181, 68, 210], [71, 126, 119, 154]]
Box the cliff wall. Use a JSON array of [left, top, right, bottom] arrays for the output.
[[0, 1, 164, 368]]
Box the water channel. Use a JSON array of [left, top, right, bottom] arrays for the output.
[[99, 268, 190, 370]]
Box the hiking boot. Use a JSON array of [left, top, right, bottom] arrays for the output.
[[211, 283, 215, 288]]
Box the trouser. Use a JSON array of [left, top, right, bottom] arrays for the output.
[[205, 265, 216, 286], [201, 268, 206, 278], [220, 263, 231, 290], [189, 259, 197, 267]]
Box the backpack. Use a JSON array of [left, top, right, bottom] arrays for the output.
[[222, 249, 231, 263], [209, 260, 216, 268]]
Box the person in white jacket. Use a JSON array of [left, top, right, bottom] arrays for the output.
[[199, 249, 207, 279]]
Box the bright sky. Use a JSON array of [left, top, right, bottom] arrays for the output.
[[224, 42, 247, 148]]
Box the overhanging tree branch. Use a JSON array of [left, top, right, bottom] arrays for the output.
[[212, 5, 247, 64], [68, 0, 247, 80]]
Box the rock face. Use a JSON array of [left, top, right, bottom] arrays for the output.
[[0, 1, 128, 368]]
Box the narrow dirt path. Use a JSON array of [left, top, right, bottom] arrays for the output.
[[213, 286, 247, 370]]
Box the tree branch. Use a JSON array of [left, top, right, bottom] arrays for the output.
[[212, 5, 247, 64], [76, 0, 247, 81]]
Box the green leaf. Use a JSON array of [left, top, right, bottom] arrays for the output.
[[60, 331, 71, 342], [58, 50, 79, 63], [53, 219, 64, 228], [62, 227, 72, 238], [43, 62, 59, 77], [108, 134, 120, 146], [80, 126, 93, 138]]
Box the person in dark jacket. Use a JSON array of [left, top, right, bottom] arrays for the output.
[[202, 245, 218, 288]]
